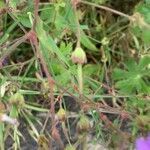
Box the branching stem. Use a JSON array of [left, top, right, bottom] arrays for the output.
[[81, 1, 133, 20]]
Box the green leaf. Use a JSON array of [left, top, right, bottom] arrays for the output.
[[64, 2, 98, 51], [132, 3, 150, 44], [17, 14, 32, 28], [40, 5, 55, 22], [9, 0, 20, 8], [59, 42, 72, 57], [0, 1, 5, 8], [10, 105, 19, 118], [138, 55, 150, 69], [135, 3, 150, 24], [83, 64, 100, 77], [36, 17, 70, 69], [116, 79, 136, 94], [80, 31, 98, 51], [125, 59, 137, 71], [0, 22, 17, 45], [113, 57, 150, 94], [113, 68, 128, 80]]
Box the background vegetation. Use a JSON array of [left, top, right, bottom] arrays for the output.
[[0, 0, 150, 149]]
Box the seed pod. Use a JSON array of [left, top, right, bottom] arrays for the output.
[[77, 114, 91, 133], [71, 47, 87, 64], [56, 108, 66, 121]]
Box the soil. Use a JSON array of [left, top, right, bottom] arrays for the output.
[[5, 96, 129, 150]]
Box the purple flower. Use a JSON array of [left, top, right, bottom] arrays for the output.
[[135, 134, 150, 150]]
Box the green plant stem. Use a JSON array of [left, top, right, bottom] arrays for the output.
[[78, 64, 83, 95], [83, 133, 87, 150], [0, 123, 4, 150], [73, 0, 81, 47]]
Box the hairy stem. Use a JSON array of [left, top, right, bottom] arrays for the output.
[[72, 0, 81, 47], [78, 64, 83, 95]]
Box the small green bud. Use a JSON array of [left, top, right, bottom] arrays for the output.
[[77, 114, 91, 133], [41, 81, 49, 93], [9, 92, 25, 107], [101, 37, 109, 45], [71, 47, 87, 64], [56, 108, 66, 121], [65, 145, 76, 150]]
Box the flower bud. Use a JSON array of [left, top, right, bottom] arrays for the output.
[[77, 114, 91, 133], [56, 108, 66, 121], [71, 47, 87, 64], [65, 144, 76, 150], [9, 92, 25, 107]]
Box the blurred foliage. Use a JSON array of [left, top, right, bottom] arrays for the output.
[[0, 0, 150, 149]]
